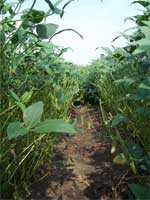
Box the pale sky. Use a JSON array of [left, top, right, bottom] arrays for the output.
[[22, 0, 143, 65]]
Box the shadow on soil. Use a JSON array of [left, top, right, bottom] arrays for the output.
[[83, 140, 129, 200]]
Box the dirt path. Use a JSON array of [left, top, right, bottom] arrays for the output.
[[27, 106, 129, 200]]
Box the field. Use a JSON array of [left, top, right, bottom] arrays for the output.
[[0, 0, 150, 199]]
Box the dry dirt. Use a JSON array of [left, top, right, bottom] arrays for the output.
[[26, 106, 130, 200]]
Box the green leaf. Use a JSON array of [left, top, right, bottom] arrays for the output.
[[134, 107, 150, 115], [36, 23, 58, 39], [22, 20, 33, 29], [111, 114, 128, 127], [21, 90, 33, 103], [37, 41, 54, 49], [134, 24, 150, 53], [22, 9, 45, 23], [0, 32, 6, 44], [139, 156, 150, 171], [130, 161, 137, 174], [9, 90, 20, 102], [11, 30, 26, 44], [126, 93, 142, 101], [0, 3, 15, 15], [135, 38, 150, 52], [143, 21, 150, 27], [126, 142, 144, 160], [129, 183, 150, 200], [7, 122, 28, 139], [140, 25, 150, 37], [34, 119, 77, 134], [137, 81, 150, 99], [16, 102, 26, 112], [9, 90, 26, 111], [114, 77, 136, 87], [138, 83, 150, 90], [23, 101, 44, 128], [113, 153, 127, 164]]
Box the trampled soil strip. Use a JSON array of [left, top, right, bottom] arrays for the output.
[[27, 106, 129, 200]]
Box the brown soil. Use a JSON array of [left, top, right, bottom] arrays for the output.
[[26, 106, 130, 200]]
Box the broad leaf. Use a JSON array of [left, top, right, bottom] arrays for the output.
[[23, 101, 43, 128], [114, 77, 136, 87], [134, 107, 150, 115], [137, 81, 150, 99], [134, 24, 150, 53], [22, 9, 45, 23], [129, 183, 150, 200], [126, 93, 143, 101], [34, 119, 77, 134], [7, 122, 28, 139], [36, 23, 58, 39], [126, 142, 144, 159], [111, 114, 128, 127], [11, 29, 26, 44]]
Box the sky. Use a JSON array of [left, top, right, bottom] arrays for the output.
[[22, 0, 143, 65]]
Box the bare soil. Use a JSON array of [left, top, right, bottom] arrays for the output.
[[26, 106, 130, 200]]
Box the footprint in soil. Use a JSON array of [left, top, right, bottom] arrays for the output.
[[26, 106, 129, 200]]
